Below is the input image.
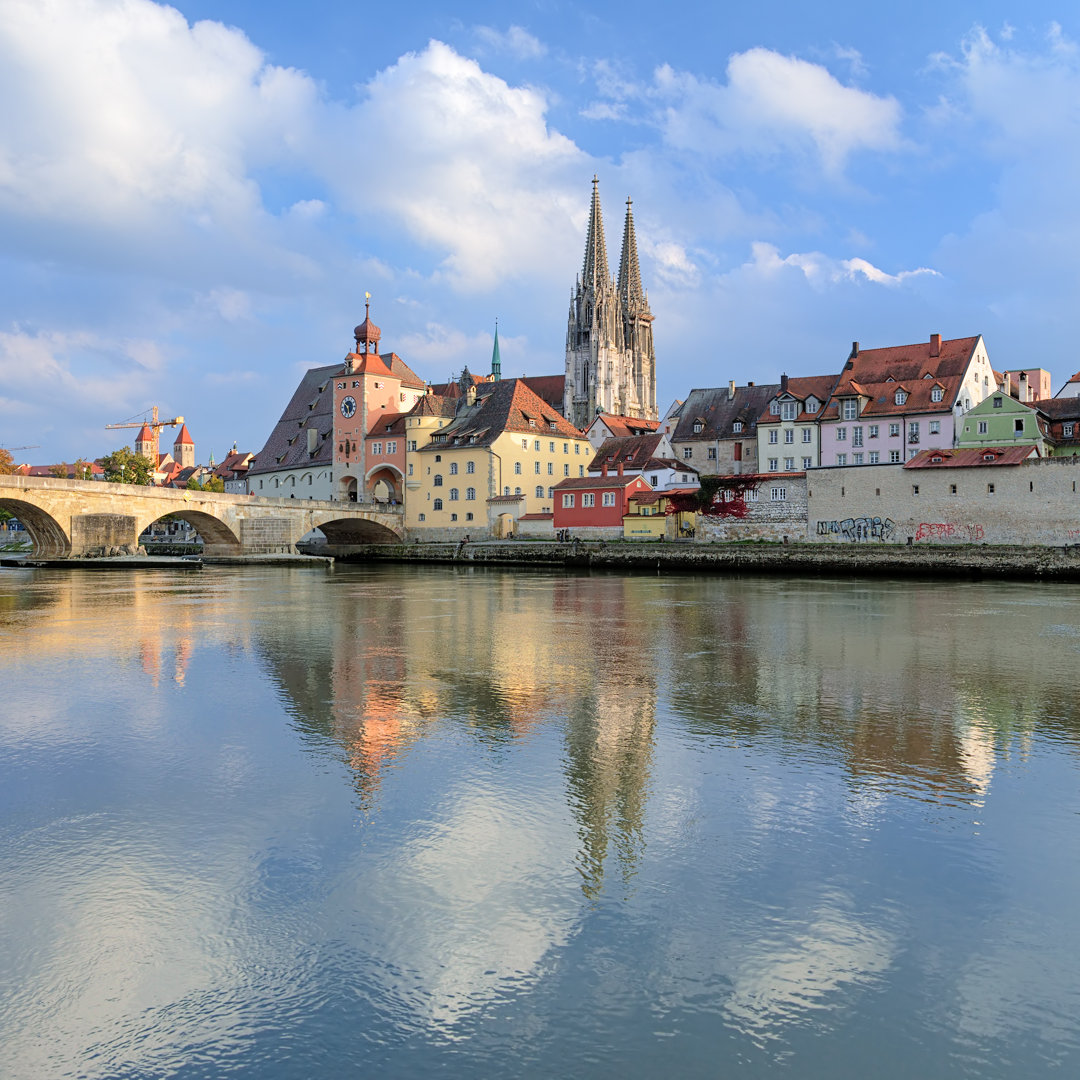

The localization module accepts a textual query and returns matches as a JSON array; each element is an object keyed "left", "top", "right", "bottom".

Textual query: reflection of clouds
[
  {"left": 334, "top": 782, "right": 580, "bottom": 1031},
  {"left": 723, "top": 891, "right": 895, "bottom": 1042}
]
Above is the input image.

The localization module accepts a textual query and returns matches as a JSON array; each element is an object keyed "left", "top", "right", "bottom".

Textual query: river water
[{"left": 2, "top": 564, "right": 1079, "bottom": 1079}]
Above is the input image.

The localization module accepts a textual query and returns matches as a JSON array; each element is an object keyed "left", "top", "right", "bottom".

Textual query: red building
[{"left": 552, "top": 467, "right": 651, "bottom": 537}]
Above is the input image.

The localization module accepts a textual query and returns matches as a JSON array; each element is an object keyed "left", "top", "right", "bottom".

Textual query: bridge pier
[{"left": 71, "top": 513, "right": 140, "bottom": 556}]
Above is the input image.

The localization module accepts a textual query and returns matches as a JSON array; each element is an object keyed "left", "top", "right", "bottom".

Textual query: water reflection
[{"left": 3, "top": 567, "right": 1080, "bottom": 1076}]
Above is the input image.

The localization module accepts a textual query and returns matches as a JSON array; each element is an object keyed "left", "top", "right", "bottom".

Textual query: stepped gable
[
  {"left": 672, "top": 384, "right": 781, "bottom": 442},
  {"left": 248, "top": 363, "right": 337, "bottom": 476},
  {"left": 589, "top": 433, "right": 665, "bottom": 471},
  {"left": 419, "top": 379, "right": 581, "bottom": 453}
]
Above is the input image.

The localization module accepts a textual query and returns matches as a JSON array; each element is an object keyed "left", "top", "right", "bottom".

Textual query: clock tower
[{"left": 333, "top": 300, "right": 401, "bottom": 501}]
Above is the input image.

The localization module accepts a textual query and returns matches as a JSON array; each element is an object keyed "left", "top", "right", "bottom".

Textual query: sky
[{"left": 3, "top": 0, "right": 1080, "bottom": 463}]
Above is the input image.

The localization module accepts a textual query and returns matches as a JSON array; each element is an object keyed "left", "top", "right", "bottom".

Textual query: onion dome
[{"left": 354, "top": 298, "right": 381, "bottom": 354}]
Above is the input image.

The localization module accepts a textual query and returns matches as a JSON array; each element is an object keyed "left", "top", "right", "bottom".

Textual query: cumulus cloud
[
  {"left": 744, "top": 242, "right": 938, "bottom": 288},
  {"left": 654, "top": 49, "right": 904, "bottom": 173}
]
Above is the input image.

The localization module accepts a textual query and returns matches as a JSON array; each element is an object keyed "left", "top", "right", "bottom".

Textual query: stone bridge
[{"left": 0, "top": 474, "right": 404, "bottom": 557}]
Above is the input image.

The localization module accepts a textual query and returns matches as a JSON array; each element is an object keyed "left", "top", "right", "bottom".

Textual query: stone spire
[
  {"left": 491, "top": 319, "right": 501, "bottom": 380},
  {"left": 581, "top": 175, "right": 610, "bottom": 289},
  {"left": 618, "top": 197, "right": 645, "bottom": 309}
]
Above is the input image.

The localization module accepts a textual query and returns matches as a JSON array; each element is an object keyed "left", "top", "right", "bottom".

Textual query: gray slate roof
[{"left": 248, "top": 363, "right": 337, "bottom": 476}]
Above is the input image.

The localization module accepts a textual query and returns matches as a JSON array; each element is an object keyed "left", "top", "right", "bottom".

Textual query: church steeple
[
  {"left": 491, "top": 319, "right": 501, "bottom": 380},
  {"left": 581, "top": 175, "right": 610, "bottom": 290},
  {"left": 618, "top": 197, "right": 646, "bottom": 310}
]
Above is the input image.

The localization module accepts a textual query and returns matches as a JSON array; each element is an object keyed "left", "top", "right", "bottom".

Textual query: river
[{"left": 2, "top": 564, "right": 1079, "bottom": 1078}]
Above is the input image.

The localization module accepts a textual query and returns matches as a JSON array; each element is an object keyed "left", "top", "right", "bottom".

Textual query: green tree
[
  {"left": 49, "top": 462, "right": 69, "bottom": 478},
  {"left": 101, "top": 447, "right": 152, "bottom": 485},
  {"left": 204, "top": 475, "right": 225, "bottom": 493},
  {"left": 0, "top": 447, "right": 15, "bottom": 475},
  {"left": 73, "top": 459, "right": 92, "bottom": 480}
]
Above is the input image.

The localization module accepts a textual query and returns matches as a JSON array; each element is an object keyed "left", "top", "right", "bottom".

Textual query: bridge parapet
[{"left": 0, "top": 474, "right": 404, "bottom": 556}]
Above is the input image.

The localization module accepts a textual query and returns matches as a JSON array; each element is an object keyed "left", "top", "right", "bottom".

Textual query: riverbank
[{"left": 322, "top": 539, "right": 1080, "bottom": 580}]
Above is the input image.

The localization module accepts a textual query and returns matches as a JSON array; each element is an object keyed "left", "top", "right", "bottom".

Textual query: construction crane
[
  {"left": 0, "top": 445, "right": 40, "bottom": 451},
  {"left": 106, "top": 406, "right": 184, "bottom": 464}
]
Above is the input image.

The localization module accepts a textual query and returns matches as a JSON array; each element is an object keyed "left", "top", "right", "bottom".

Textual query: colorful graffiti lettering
[
  {"left": 1066, "top": 529, "right": 1080, "bottom": 541},
  {"left": 914, "top": 522, "right": 985, "bottom": 542},
  {"left": 816, "top": 516, "right": 896, "bottom": 542}
]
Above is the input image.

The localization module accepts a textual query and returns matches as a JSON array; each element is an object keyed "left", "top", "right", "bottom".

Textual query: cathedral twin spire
[{"left": 564, "top": 177, "right": 657, "bottom": 428}]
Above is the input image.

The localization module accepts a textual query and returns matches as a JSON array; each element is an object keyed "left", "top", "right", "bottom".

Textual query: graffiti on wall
[
  {"left": 914, "top": 522, "right": 985, "bottom": 542},
  {"left": 816, "top": 516, "right": 896, "bottom": 542},
  {"left": 1066, "top": 528, "right": 1080, "bottom": 541}
]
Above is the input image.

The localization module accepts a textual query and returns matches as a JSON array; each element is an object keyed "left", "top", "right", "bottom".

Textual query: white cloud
[
  {"left": 474, "top": 25, "right": 547, "bottom": 60},
  {"left": 744, "top": 242, "right": 937, "bottom": 288},
  {"left": 621, "top": 49, "right": 905, "bottom": 175}
]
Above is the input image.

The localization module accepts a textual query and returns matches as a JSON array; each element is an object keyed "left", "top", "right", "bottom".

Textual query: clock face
[{"left": 340, "top": 395, "right": 357, "bottom": 418}]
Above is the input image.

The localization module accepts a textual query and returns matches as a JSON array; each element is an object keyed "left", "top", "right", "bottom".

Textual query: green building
[{"left": 956, "top": 391, "right": 1049, "bottom": 454}]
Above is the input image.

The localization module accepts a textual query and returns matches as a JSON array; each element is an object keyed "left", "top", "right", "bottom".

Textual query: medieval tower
[{"left": 564, "top": 177, "right": 657, "bottom": 429}]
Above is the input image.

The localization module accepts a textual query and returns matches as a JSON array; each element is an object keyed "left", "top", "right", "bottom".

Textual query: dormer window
[
  {"left": 983, "top": 453, "right": 995, "bottom": 461},
  {"left": 781, "top": 401, "right": 797, "bottom": 421},
  {"left": 842, "top": 400, "right": 858, "bottom": 420},
  {"left": 733, "top": 421, "right": 743, "bottom": 433},
  {"left": 931, "top": 455, "right": 944, "bottom": 463},
  {"left": 770, "top": 401, "right": 780, "bottom": 415},
  {"left": 528, "top": 418, "right": 536, "bottom": 428},
  {"left": 806, "top": 398, "right": 818, "bottom": 414},
  {"left": 693, "top": 422, "right": 703, "bottom": 433},
  {"left": 894, "top": 390, "right": 908, "bottom": 405},
  {"left": 931, "top": 387, "right": 943, "bottom": 402},
  {"left": 1065, "top": 423, "right": 1075, "bottom": 437}
]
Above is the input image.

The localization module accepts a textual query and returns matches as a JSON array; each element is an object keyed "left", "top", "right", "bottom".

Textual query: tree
[
  {"left": 101, "top": 446, "right": 152, "bottom": 485},
  {"left": 0, "top": 448, "right": 14, "bottom": 475},
  {"left": 49, "top": 462, "right": 69, "bottom": 478},
  {"left": 185, "top": 474, "right": 225, "bottom": 493},
  {"left": 73, "top": 459, "right": 92, "bottom": 481}
]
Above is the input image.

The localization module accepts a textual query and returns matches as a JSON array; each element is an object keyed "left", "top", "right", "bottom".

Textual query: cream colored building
[{"left": 407, "top": 379, "right": 591, "bottom": 538}]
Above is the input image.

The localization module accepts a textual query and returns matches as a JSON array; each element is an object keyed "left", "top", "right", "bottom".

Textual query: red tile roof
[
  {"left": 173, "top": 423, "right": 194, "bottom": 445},
  {"left": 758, "top": 373, "right": 841, "bottom": 425},
  {"left": 588, "top": 433, "right": 665, "bottom": 471},
  {"left": 592, "top": 413, "right": 661, "bottom": 438},
  {"left": 904, "top": 446, "right": 1038, "bottom": 469},
  {"left": 553, "top": 475, "right": 650, "bottom": 491}
]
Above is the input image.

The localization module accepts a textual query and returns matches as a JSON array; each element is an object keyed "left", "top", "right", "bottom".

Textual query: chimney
[
  {"left": 601, "top": 463, "right": 608, "bottom": 477},
  {"left": 930, "top": 333, "right": 941, "bottom": 357},
  {"left": 728, "top": 379, "right": 736, "bottom": 401},
  {"left": 781, "top": 373, "right": 789, "bottom": 393},
  {"left": 851, "top": 341, "right": 859, "bottom": 358},
  {"left": 617, "top": 461, "right": 624, "bottom": 476},
  {"left": 747, "top": 381, "right": 754, "bottom": 387},
  {"left": 1019, "top": 371, "right": 1029, "bottom": 402}
]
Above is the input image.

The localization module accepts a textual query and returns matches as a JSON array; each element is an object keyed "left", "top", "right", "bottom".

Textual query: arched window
[
  {"left": 433, "top": 474, "right": 443, "bottom": 486},
  {"left": 514, "top": 461, "right": 522, "bottom": 474},
  {"left": 466, "top": 487, "right": 476, "bottom": 501},
  {"left": 466, "top": 461, "right": 475, "bottom": 474},
  {"left": 515, "top": 486, "right": 522, "bottom": 495},
  {"left": 433, "top": 498, "right": 443, "bottom": 511},
  {"left": 450, "top": 462, "right": 458, "bottom": 474},
  {"left": 449, "top": 488, "right": 459, "bottom": 501},
  {"left": 536, "top": 485, "right": 544, "bottom": 497}
]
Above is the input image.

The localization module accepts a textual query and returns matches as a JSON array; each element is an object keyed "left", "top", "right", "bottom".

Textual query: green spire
[{"left": 491, "top": 319, "right": 502, "bottom": 380}]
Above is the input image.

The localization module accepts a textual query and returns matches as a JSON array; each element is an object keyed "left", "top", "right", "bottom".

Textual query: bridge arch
[
  {"left": 138, "top": 509, "right": 242, "bottom": 555},
  {"left": 310, "top": 511, "right": 403, "bottom": 545},
  {"left": 0, "top": 497, "right": 70, "bottom": 557}
]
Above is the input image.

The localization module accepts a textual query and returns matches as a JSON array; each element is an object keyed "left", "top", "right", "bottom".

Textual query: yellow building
[
  {"left": 407, "top": 379, "right": 591, "bottom": 538},
  {"left": 622, "top": 489, "right": 697, "bottom": 540}
]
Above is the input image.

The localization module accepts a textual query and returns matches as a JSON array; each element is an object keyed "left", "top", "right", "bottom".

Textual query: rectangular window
[
  {"left": 522, "top": 439, "right": 529, "bottom": 450},
  {"left": 535, "top": 461, "right": 541, "bottom": 474},
  {"left": 563, "top": 443, "right": 569, "bottom": 454},
  {"left": 708, "top": 447, "right": 717, "bottom": 459},
  {"left": 837, "top": 427, "right": 847, "bottom": 441},
  {"left": 535, "top": 439, "right": 541, "bottom": 450},
  {"left": 683, "top": 447, "right": 693, "bottom": 460},
  {"left": 564, "top": 464, "right": 570, "bottom": 476},
  {"left": 768, "top": 458, "right": 778, "bottom": 471},
  {"left": 988, "top": 483, "right": 995, "bottom": 494},
  {"left": 578, "top": 466, "right": 584, "bottom": 476},
  {"left": 562, "top": 493, "right": 575, "bottom": 507},
  {"left": 852, "top": 427, "right": 863, "bottom": 447},
  {"left": 889, "top": 450, "right": 901, "bottom": 463},
  {"left": 548, "top": 487, "right": 554, "bottom": 498},
  {"left": 733, "top": 421, "right": 743, "bottom": 433},
  {"left": 771, "top": 487, "right": 787, "bottom": 501},
  {"left": 602, "top": 492, "right": 616, "bottom": 506},
  {"left": 868, "top": 451, "right": 879, "bottom": 464},
  {"left": 408, "top": 440, "right": 417, "bottom": 452},
  {"left": 912, "top": 485, "right": 920, "bottom": 495},
  {"left": 582, "top": 492, "right": 595, "bottom": 507},
  {"left": 784, "top": 429, "right": 794, "bottom": 444},
  {"left": 929, "top": 421, "right": 940, "bottom": 435},
  {"left": 978, "top": 420, "right": 988, "bottom": 434},
  {"left": 837, "top": 453, "right": 847, "bottom": 465},
  {"left": 853, "top": 453, "right": 863, "bottom": 465},
  {"left": 784, "top": 457, "right": 795, "bottom": 471},
  {"left": 547, "top": 462, "right": 553, "bottom": 475},
  {"left": 843, "top": 400, "right": 858, "bottom": 420},
  {"left": 769, "top": 430, "right": 778, "bottom": 444},
  {"left": 993, "top": 397, "right": 1003, "bottom": 408},
  {"left": 802, "top": 456, "right": 812, "bottom": 469},
  {"left": 802, "top": 428, "right": 812, "bottom": 443},
  {"left": 1064, "top": 423, "right": 1075, "bottom": 437},
  {"left": 371, "top": 442, "right": 382, "bottom": 455},
  {"left": 781, "top": 401, "right": 797, "bottom": 421},
  {"left": 549, "top": 441, "right": 555, "bottom": 452},
  {"left": 889, "top": 423, "right": 900, "bottom": 438},
  {"left": 387, "top": 441, "right": 397, "bottom": 454},
  {"left": 868, "top": 425, "right": 879, "bottom": 439},
  {"left": 574, "top": 443, "right": 580, "bottom": 454}
]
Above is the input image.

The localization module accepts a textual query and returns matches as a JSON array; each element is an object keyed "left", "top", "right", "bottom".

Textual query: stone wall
[
  {"left": 70, "top": 513, "right": 138, "bottom": 555},
  {"left": 808, "top": 457, "right": 1080, "bottom": 546},
  {"left": 699, "top": 475, "right": 808, "bottom": 542},
  {"left": 238, "top": 516, "right": 293, "bottom": 554}
]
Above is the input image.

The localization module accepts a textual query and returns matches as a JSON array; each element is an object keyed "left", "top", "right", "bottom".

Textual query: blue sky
[{"left": 3, "top": 0, "right": 1080, "bottom": 462}]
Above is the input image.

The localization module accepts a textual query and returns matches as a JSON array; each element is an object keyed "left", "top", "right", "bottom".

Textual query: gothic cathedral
[{"left": 564, "top": 177, "right": 658, "bottom": 430}]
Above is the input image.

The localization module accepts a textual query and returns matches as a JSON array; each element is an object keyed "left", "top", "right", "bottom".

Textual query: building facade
[
  {"left": 756, "top": 373, "right": 839, "bottom": 473},
  {"left": 564, "top": 178, "right": 657, "bottom": 429}
]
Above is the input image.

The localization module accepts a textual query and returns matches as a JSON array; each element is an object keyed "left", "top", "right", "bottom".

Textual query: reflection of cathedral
[{"left": 564, "top": 178, "right": 658, "bottom": 429}]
